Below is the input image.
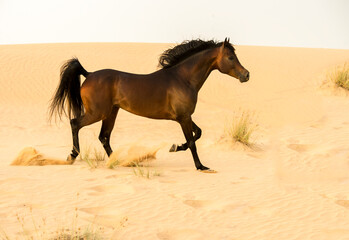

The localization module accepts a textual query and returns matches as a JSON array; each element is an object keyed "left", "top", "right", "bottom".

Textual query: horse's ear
[{"left": 224, "top": 38, "right": 230, "bottom": 46}]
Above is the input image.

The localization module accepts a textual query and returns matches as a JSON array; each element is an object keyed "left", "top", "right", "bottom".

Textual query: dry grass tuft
[
  {"left": 329, "top": 63, "right": 349, "bottom": 90},
  {"left": 1, "top": 207, "right": 105, "bottom": 240},
  {"left": 224, "top": 111, "right": 257, "bottom": 146}
]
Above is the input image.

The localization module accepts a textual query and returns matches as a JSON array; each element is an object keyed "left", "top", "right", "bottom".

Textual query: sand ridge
[{"left": 0, "top": 43, "right": 349, "bottom": 239}]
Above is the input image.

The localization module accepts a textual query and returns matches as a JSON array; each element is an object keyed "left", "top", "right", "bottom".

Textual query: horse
[{"left": 49, "top": 38, "right": 249, "bottom": 171}]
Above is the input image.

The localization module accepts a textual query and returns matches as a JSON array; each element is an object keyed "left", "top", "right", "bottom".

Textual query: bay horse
[{"left": 49, "top": 38, "right": 249, "bottom": 171}]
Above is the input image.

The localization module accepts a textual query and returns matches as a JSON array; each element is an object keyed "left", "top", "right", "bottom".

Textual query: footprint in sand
[
  {"left": 287, "top": 143, "right": 314, "bottom": 153},
  {"left": 182, "top": 199, "right": 250, "bottom": 214},
  {"left": 159, "top": 180, "right": 176, "bottom": 183},
  {"left": 85, "top": 178, "right": 98, "bottom": 182},
  {"left": 105, "top": 174, "right": 119, "bottom": 179},
  {"left": 87, "top": 184, "right": 135, "bottom": 195},
  {"left": 79, "top": 206, "right": 128, "bottom": 229},
  {"left": 183, "top": 200, "right": 212, "bottom": 209},
  {"left": 247, "top": 152, "right": 265, "bottom": 159},
  {"left": 335, "top": 200, "right": 349, "bottom": 209},
  {"left": 172, "top": 193, "right": 248, "bottom": 213},
  {"left": 157, "top": 229, "right": 207, "bottom": 240},
  {"left": 171, "top": 169, "right": 190, "bottom": 173}
]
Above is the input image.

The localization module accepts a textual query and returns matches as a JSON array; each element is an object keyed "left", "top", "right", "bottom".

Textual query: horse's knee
[
  {"left": 99, "top": 131, "right": 111, "bottom": 146},
  {"left": 98, "top": 134, "right": 107, "bottom": 145},
  {"left": 99, "top": 133, "right": 113, "bottom": 156}
]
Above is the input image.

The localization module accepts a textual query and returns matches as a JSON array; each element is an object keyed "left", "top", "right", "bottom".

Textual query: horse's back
[{"left": 80, "top": 68, "right": 177, "bottom": 119}]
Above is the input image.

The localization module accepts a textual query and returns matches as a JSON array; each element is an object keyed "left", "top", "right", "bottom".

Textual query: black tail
[{"left": 49, "top": 58, "right": 89, "bottom": 121}]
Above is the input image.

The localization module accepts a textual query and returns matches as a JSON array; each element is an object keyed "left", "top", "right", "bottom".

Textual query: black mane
[{"left": 159, "top": 39, "right": 226, "bottom": 69}]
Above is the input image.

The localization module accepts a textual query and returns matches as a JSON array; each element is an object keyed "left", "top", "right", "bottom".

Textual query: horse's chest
[{"left": 170, "top": 89, "right": 197, "bottom": 118}]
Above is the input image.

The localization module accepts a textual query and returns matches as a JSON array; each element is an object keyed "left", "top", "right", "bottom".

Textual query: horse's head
[{"left": 216, "top": 38, "right": 249, "bottom": 83}]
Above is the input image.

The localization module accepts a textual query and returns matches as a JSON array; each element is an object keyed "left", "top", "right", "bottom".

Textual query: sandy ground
[{"left": 0, "top": 42, "right": 349, "bottom": 240}]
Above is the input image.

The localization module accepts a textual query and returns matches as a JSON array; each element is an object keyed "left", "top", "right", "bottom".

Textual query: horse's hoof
[
  {"left": 169, "top": 144, "right": 178, "bottom": 152},
  {"left": 66, "top": 155, "right": 76, "bottom": 165},
  {"left": 198, "top": 169, "right": 217, "bottom": 173},
  {"left": 197, "top": 165, "right": 217, "bottom": 173},
  {"left": 197, "top": 165, "right": 209, "bottom": 170}
]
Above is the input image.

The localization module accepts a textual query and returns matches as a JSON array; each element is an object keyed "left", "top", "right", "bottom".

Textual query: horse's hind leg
[
  {"left": 99, "top": 107, "right": 119, "bottom": 156},
  {"left": 170, "top": 121, "right": 201, "bottom": 152},
  {"left": 68, "top": 113, "right": 101, "bottom": 163}
]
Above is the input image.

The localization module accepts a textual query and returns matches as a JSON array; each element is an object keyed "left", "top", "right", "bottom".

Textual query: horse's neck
[{"left": 175, "top": 48, "right": 218, "bottom": 91}]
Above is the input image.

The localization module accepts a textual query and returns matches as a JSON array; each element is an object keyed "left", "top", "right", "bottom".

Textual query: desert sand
[{"left": 0, "top": 42, "right": 349, "bottom": 239}]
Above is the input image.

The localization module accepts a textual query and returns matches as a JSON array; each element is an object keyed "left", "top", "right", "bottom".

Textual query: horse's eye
[{"left": 228, "top": 56, "right": 234, "bottom": 61}]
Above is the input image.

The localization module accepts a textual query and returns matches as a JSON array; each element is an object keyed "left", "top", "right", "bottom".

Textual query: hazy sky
[{"left": 0, "top": 0, "right": 348, "bottom": 49}]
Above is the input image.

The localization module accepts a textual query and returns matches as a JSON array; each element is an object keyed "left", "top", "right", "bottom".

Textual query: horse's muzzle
[{"left": 239, "top": 71, "right": 250, "bottom": 83}]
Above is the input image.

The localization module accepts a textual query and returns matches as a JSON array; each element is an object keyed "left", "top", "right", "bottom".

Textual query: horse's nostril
[{"left": 246, "top": 72, "right": 250, "bottom": 79}]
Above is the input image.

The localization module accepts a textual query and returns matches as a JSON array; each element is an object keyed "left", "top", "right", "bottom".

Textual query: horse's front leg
[
  {"left": 177, "top": 117, "right": 208, "bottom": 170},
  {"left": 170, "top": 121, "right": 201, "bottom": 152}
]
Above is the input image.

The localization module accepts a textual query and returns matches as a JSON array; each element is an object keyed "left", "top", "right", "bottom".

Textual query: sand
[{"left": 0, "top": 42, "right": 349, "bottom": 239}]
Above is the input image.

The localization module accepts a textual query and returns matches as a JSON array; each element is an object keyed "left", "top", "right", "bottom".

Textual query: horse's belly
[
  {"left": 116, "top": 95, "right": 176, "bottom": 120},
  {"left": 114, "top": 77, "right": 178, "bottom": 120},
  {"left": 121, "top": 104, "right": 175, "bottom": 120}
]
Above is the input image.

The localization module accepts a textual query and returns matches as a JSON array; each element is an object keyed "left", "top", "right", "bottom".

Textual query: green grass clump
[
  {"left": 132, "top": 163, "right": 161, "bottom": 179},
  {"left": 330, "top": 63, "right": 349, "bottom": 90},
  {"left": 80, "top": 147, "right": 106, "bottom": 169}
]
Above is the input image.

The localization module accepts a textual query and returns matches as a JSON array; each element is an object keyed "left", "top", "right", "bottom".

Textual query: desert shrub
[
  {"left": 224, "top": 111, "right": 256, "bottom": 146},
  {"left": 330, "top": 63, "right": 349, "bottom": 90}
]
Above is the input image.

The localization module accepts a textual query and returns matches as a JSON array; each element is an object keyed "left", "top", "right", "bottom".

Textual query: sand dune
[{"left": 0, "top": 42, "right": 349, "bottom": 239}]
